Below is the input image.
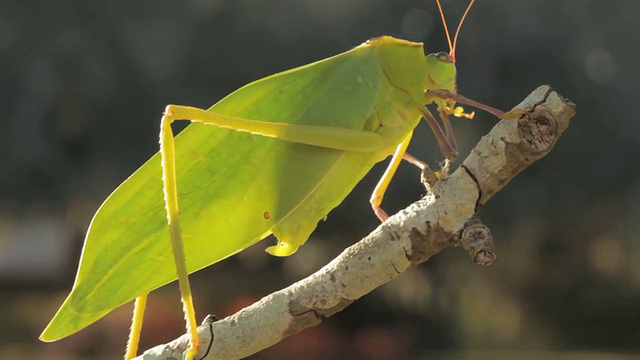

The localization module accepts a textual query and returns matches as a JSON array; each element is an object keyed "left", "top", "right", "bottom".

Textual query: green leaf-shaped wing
[{"left": 41, "top": 42, "right": 387, "bottom": 341}]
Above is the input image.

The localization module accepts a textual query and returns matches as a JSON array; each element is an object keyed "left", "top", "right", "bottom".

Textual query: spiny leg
[
  {"left": 370, "top": 132, "right": 413, "bottom": 221},
  {"left": 124, "top": 294, "right": 148, "bottom": 360},
  {"left": 165, "top": 105, "right": 387, "bottom": 153},
  {"left": 426, "top": 89, "right": 505, "bottom": 119},
  {"left": 157, "top": 108, "right": 200, "bottom": 360},
  {"left": 130, "top": 103, "right": 390, "bottom": 358}
]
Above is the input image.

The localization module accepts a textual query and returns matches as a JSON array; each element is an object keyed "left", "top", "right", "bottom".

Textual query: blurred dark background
[{"left": 2, "top": 0, "right": 640, "bottom": 359}]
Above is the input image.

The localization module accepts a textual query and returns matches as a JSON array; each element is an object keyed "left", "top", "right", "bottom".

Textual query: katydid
[{"left": 40, "top": 0, "right": 506, "bottom": 358}]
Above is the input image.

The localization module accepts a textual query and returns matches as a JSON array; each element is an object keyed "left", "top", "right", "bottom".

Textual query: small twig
[{"left": 136, "top": 85, "right": 576, "bottom": 360}]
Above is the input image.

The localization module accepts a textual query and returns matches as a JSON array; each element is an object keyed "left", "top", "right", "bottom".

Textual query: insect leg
[
  {"left": 370, "top": 132, "right": 413, "bottom": 221},
  {"left": 425, "top": 89, "right": 505, "bottom": 118},
  {"left": 419, "top": 107, "right": 457, "bottom": 162},
  {"left": 402, "top": 152, "right": 442, "bottom": 189},
  {"left": 165, "top": 105, "right": 387, "bottom": 152},
  {"left": 438, "top": 108, "right": 458, "bottom": 162},
  {"left": 402, "top": 152, "right": 429, "bottom": 171},
  {"left": 146, "top": 103, "right": 390, "bottom": 358},
  {"left": 158, "top": 109, "right": 200, "bottom": 360},
  {"left": 124, "top": 294, "right": 148, "bottom": 360}
]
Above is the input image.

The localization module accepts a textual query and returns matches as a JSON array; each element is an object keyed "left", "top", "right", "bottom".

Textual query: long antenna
[
  {"left": 450, "top": 0, "right": 476, "bottom": 63},
  {"left": 435, "top": 0, "right": 453, "bottom": 56}
]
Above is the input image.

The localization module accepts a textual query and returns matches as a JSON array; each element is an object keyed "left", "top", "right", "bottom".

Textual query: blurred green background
[{"left": 2, "top": 0, "right": 639, "bottom": 359}]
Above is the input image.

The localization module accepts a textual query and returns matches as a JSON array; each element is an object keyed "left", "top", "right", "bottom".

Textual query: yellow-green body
[{"left": 41, "top": 36, "right": 458, "bottom": 343}]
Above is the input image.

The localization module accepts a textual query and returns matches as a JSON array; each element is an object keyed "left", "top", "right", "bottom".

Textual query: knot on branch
[
  {"left": 518, "top": 108, "right": 558, "bottom": 155},
  {"left": 453, "top": 219, "right": 496, "bottom": 267},
  {"left": 514, "top": 86, "right": 575, "bottom": 158}
]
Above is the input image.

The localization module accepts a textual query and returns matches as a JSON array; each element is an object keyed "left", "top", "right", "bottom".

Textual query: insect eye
[{"left": 435, "top": 52, "right": 453, "bottom": 63}]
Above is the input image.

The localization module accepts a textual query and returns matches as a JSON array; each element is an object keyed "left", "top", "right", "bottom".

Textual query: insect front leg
[{"left": 426, "top": 89, "right": 506, "bottom": 119}]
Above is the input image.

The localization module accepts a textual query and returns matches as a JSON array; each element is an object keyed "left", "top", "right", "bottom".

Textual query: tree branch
[{"left": 135, "top": 86, "right": 576, "bottom": 360}]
